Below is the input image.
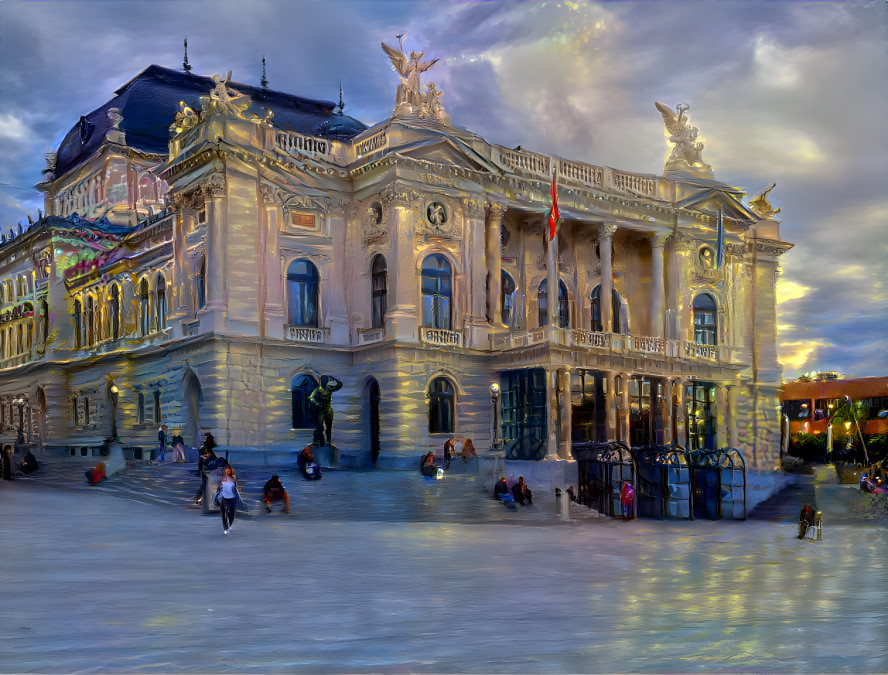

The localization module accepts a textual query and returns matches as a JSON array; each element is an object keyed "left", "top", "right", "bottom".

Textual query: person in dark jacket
[
  {"left": 420, "top": 451, "right": 439, "bottom": 478},
  {"left": 511, "top": 475, "right": 532, "bottom": 505},
  {"left": 20, "top": 449, "right": 39, "bottom": 474},
  {"left": 493, "top": 476, "right": 510, "bottom": 499}
]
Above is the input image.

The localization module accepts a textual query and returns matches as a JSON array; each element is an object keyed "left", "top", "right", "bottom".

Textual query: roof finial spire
[
  {"left": 261, "top": 56, "right": 268, "bottom": 88},
  {"left": 338, "top": 82, "right": 344, "bottom": 113},
  {"left": 183, "top": 37, "right": 192, "bottom": 73}
]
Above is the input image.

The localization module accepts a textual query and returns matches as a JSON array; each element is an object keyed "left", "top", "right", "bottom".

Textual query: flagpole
[{"left": 545, "top": 158, "right": 560, "bottom": 327}]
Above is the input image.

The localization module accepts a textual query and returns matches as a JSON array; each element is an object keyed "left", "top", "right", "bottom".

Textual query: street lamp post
[
  {"left": 489, "top": 383, "right": 500, "bottom": 451},
  {"left": 109, "top": 384, "right": 120, "bottom": 441}
]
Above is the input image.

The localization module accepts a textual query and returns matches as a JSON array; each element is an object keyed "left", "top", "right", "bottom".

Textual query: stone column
[
  {"left": 204, "top": 179, "right": 227, "bottom": 332},
  {"left": 382, "top": 183, "right": 418, "bottom": 341},
  {"left": 557, "top": 367, "right": 572, "bottom": 459},
  {"left": 546, "top": 368, "right": 559, "bottom": 460},
  {"left": 663, "top": 378, "right": 674, "bottom": 445},
  {"left": 465, "top": 198, "right": 489, "bottom": 348},
  {"left": 327, "top": 209, "right": 350, "bottom": 345},
  {"left": 176, "top": 208, "right": 195, "bottom": 317},
  {"left": 262, "top": 201, "right": 284, "bottom": 339},
  {"left": 672, "top": 379, "right": 686, "bottom": 448},
  {"left": 600, "top": 223, "right": 617, "bottom": 333},
  {"left": 651, "top": 233, "right": 668, "bottom": 338},
  {"left": 727, "top": 384, "right": 739, "bottom": 449},
  {"left": 716, "top": 385, "right": 728, "bottom": 449},
  {"left": 606, "top": 371, "right": 618, "bottom": 440},
  {"left": 618, "top": 373, "right": 631, "bottom": 446},
  {"left": 485, "top": 202, "right": 505, "bottom": 327}
]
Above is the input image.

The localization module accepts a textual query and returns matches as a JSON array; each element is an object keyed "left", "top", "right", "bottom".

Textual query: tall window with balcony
[
  {"left": 73, "top": 298, "right": 82, "bottom": 348},
  {"left": 590, "top": 285, "right": 624, "bottom": 333},
  {"left": 86, "top": 296, "right": 95, "bottom": 346},
  {"left": 537, "top": 279, "right": 569, "bottom": 328},
  {"left": 291, "top": 374, "right": 318, "bottom": 428},
  {"left": 287, "top": 259, "right": 319, "bottom": 327},
  {"left": 629, "top": 376, "right": 664, "bottom": 446},
  {"left": 428, "top": 376, "right": 455, "bottom": 433},
  {"left": 139, "top": 278, "right": 150, "bottom": 336},
  {"left": 196, "top": 257, "right": 207, "bottom": 310},
  {"left": 501, "top": 271, "right": 516, "bottom": 327},
  {"left": 421, "top": 254, "right": 452, "bottom": 330},
  {"left": 109, "top": 284, "right": 120, "bottom": 340},
  {"left": 371, "top": 254, "right": 387, "bottom": 329},
  {"left": 155, "top": 274, "right": 167, "bottom": 331},
  {"left": 693, "top": 293, "right": 717, "bottom": 345}
]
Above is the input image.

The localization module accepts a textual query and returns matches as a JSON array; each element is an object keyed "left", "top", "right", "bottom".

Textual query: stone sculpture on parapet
[
  {"left": 381, "top": 35, "right": 448, "bottom": 122},
  {"left": 655, "top": 101, "right": 712, "bottom": 177}
]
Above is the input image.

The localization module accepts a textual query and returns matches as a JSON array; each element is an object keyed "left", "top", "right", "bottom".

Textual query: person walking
[
  {"left": 214, "top": 465, "right": 245, "bottom": 535},
  {"left": 156, "top": 424, "right": 169, "bottom": 462}
]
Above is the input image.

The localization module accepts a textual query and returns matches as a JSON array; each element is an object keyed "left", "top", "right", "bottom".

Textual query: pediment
[
  {"left": 676, "top": 186, "right": 758, "bottom": 222},
  {"left": 394, "top": 136, "right": 500, "bottom": 174}
]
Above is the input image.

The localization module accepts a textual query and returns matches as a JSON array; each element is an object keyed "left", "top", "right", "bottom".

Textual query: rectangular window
[
  {"left": 137, "top": 393, "right": 145, "bottom": 424},
  {"left": 84, "top": 397, "right": 90, "bottom": 426},
  {"left": 291, "top": 212, "right": 316, "bottom": 229},
  {"left": 153, "top": 390, "right": 162, "bottom": 424},
  {"left": 198, "top": 209, "right": 207, "bottom": 224}
]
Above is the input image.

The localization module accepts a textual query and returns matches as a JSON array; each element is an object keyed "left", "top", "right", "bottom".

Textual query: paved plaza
[{"left": 1, "top": 458, "right": 886, "bottom": 674}]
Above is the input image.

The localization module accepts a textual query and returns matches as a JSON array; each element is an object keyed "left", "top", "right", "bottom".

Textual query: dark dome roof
[{"left": 54, "top": 64, "right": 368, "bottom": 179}]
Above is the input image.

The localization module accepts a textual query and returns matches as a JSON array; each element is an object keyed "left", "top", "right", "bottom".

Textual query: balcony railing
[
  {"left": 683, "top": 341, "right": 719, "bottom": 361},
  {"left": 572, "top": 329, "right": 611, "bottom": 349},
  {"left": 420, "top": 327, "right": 463, "bottom": 347},
  {"left": 357, "top": 327, "right": 385, "bottom": 345},
  {"left": 286, "top": 326, "right": 328, "bottom": 344}
]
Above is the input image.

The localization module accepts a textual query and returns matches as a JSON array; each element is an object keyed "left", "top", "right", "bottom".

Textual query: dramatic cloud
[{"left": 0, "top": 0, "right": 885, "bottom": 378}]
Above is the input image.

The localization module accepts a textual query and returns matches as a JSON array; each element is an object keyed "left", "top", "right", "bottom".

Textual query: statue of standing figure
[{"left": 309, "top": 375, "right": 343, "bottom": 446}]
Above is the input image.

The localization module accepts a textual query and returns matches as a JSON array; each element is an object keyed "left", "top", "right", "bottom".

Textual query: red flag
[{"left": 548, "top": 167, "right": 559, "bottom": 241}]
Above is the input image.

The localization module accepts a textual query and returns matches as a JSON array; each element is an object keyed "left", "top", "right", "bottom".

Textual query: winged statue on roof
[
  {"left": 655, "top": 101, "right": 711, "bottom": 175},
  {"left": 381, "top": 35, "right": 446, "bottom": 120}
]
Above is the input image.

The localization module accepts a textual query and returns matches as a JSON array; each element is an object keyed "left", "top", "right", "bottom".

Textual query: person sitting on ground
[
  {"left": 420, "top": 451, "right": 440, "bottom": 478},
  {"left": 19, "top": 449, "right": 39, "bottom": 475},
  {"left": 493, "top": 476, "right": 510, "bottom": 500},
  {"left": 512, "top": 475, "right": 533, "bottom": 505},
  {"left": 1, "top": 444, "right": 12, "bottom": 481},
  {"left": 170, "top": 434, "right": 187, "bottom": 463},
  {"left": 85, "top": 462, "right": 107, "bottom": 485},
  {"left": 457, "top": 438, "right": 478, "bottom": 462},
  {"left": 262, "top": 474, "right": 290, "bottom": 513},
  {"left": 298, "top": 445, "right": 322, "bottom": 480}
]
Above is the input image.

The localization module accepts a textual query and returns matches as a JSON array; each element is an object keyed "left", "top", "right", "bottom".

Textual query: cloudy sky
[{"left": 0, "top": 0, "right": 885, "bottom": 379}]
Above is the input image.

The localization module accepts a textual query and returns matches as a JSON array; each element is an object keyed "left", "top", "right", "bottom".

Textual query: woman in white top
[{"left": 215, "top": 466, "right": 245, "bottom": 534}]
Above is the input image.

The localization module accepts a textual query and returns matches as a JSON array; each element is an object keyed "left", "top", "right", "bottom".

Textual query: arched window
[
  {"left": 590, "top": 285, "right": 623, "bottom": 333},
  {"left": 428, "top": 376, "right": 455, "bottom": 434},
  {"left": 196, "top": 257, "right": 207, "bottom": 310},
  {"left": 501, "top": 271, "right": 516, "bottom": 327},
  {"left": 139, "top": 278, "right": 150, "bottom": 336},
  {"left": 371, "top": 254, "right": 387, "bottom": 330},
  {"left": 86, "top": 296, "right": 95, "bottom": 345},
  {"left": 155, "top": 274, "right": 167, "bottom": 330},
  {"left": 73, "top": 298, "right": 82, "bottom": 349},
  {"left": 291, "top": 374, "right": 318, "bottom": 428},
  {"left": 693, "top": 293, "right": 717, "bottom": 345},
  {"left": 287, "top": 259, "right": 319, "bottom": 327},
  {"left": 538, "top": 279, "right": 569, "bottom": 328},
  {"left": 41, "top": 299, "right": 49, "bottom": 344},
  {"left": 421, "top": 254, "right": 452, "bottom": 329},
  {"left": 109, "top": 284, "right": 120, "bottom": 340}
]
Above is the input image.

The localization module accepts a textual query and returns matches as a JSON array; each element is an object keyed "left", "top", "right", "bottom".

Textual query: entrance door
[
  {"left": 182, "top": 370, "right": 202, "bottom": 448},
  {"left": 368, "top": 379, "right": 380, "bottom": 463},
  {"left": 501, "top": 368, "right": 547, "bottom": 461},
  {"left": 692, "top": 467, "right": 720, "bottom": 520}
]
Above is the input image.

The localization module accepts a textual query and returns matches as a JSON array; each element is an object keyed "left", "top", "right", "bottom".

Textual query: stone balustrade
[
  {"left": 286, "top": 326, "right": 328, "bottom": 344},
  {"left": 420, "top": 327, "right": 462, "bottom": 347}
]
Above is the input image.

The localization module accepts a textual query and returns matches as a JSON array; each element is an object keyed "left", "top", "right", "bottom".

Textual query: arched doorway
[
  {"left": 366, "top": 378, "right": 381, "bottom": 463},
  {"left": 182, "top": 369, "right": 203, "bottom": 447}
]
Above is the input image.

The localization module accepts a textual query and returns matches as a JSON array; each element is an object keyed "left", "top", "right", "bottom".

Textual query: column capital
[
  {"left": 652, "top": 232, "right": 670, "bottom": 249},
  {"left": 600, "top": 222, "right": 618, "bottom": 239},
  {"left": 486, "top": 202, "right": 507, "bottom": 220}
]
